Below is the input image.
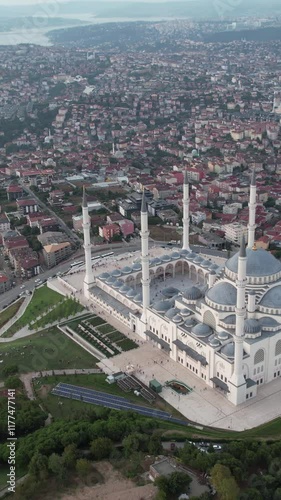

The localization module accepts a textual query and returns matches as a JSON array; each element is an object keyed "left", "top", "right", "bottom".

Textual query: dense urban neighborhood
[{"left": 0, "top": 10, "right": 281, "bottom": 500}]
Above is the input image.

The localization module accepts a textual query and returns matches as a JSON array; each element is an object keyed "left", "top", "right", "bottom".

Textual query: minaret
[
  {"left": 247, "top": 169, "right": 256, "bottom": 248},
  {"left": 82, "top": 186, "right": 94, "bottom": 297},
  {"left": 182, "top": 170, "right": 190, "bottom": 251},
  {"left": 140, "top": 191, "right": 150, "bottom": 323},
  {"left": 228, "top": 236, "right": 247, "bottom": 405}
]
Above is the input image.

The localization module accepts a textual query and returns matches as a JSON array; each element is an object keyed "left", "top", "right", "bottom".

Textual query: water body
[{"left": 0, "top": 16, "right": 184, "bottom": 46}]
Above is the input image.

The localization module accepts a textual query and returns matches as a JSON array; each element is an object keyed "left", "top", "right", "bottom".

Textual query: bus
[
  {"left": 92, "top": 255, "right": 101, "bottom": 261},
  {"left": 101, "top": 252, "right": 114, "bottom": 258},
  {"left": 70, "top": 260, "right": 83, "bottom": 268}
]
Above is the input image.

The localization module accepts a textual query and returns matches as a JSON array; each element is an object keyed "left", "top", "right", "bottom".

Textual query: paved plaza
[{"left": 98, "top": 343, "right": 281, "bottom": 432}]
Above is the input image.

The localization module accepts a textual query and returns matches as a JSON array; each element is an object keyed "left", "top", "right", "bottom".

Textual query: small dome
[
  {"left": 112, "top": 279, "right": 124, "bottom": 289},
  {"left": 119, "top": 285, "right": 130, "bottom": 293},
  {"left": 150, "top": 257, "right": 161, "bottom": 267},
  {"left": 186, "top": 252, "right": 197, "bottom": 260},
  {"left": 161, "top": 254, "right": 172, "bottom": 263},
  {"left": 134, "top": 293, "right": 142, "bottom": 304},
  {"left": 184, "top": 318, "right": 196, "bottom": 327},
  {"left": 172, "top": 314, "right": 184, "bottom": 324},
  {"left": 244, "top": 318, "right": 261, "bottom": 334},
  {"left": 201, "top": 259, "right": 211, "bottom": 267},
  {"left": 165, "top": 307, "right": 179, "bottom": 319},
  {"left": 99, "top": 272, "right": 110, "bottom": 280},
  {"left": 226, "top": 248, "right": 281, "bottom": 277},
  {"left": 111, "top": 269, "right": 122, "bottom": 278},
  {"left": 221, "top": 342, "right": 235, "bottom": 358},
  {"left": 153, "top": 299, "right": 174, "bottom": 314},
  {"left": 180, "top": 308, "right": 191, "bottom": 318},
  {"left": 259, "top": 316, "right": 279, "bottom": 327},
  {"left": 162, "top": 286, "right": 179, "bottom": 299},
  {"left": 194, "top": 255, "right": 203, "bottom": 264},
  {"left": 171, "top": 251, "right": 180, "bottom": 260},
  {"left": 126, "top": 288, "right": 136, "bottom": 298},
  {"left": 260, "top": 286, "right": 281, "bottom": 309},
  {"left": 184, "top": 286, "right": 202, "bottom": 300},
  {"left": 206, "top": 282, "right": 237, "bottom": 306},
  {"left": 180, "top": 249, "right": 190, "bottom": 256},
  {"left": 132, "top": 262, "right": 142, "bottom": 271},
  {"left": 105, "top": 276, "right": 116, "bottom": 285},
  {"left": 191, "top": 323, "right": 212, "bottom": 337},
  {"left": 209, "top": 263, "right": 218, "bottom": 270},
  {"left": 223, "top": 315, "right": 236, "bottom": 325},
  {"left": 122, "top": 266, "right": 133, "bottom": 274},
  {"left": 217, "top": 331, "right": 229, "bottom": 341},
  {"left": 209, "top": 335, "right": 221, "bottom": 348}
]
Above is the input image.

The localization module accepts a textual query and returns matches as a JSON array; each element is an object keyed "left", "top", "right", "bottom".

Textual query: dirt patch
[
  {"left": 37, "top": 384, "right": 53, "bottom": 398},
  {"left": 60, "top": 461, "right": 156, "bottom": 500}
]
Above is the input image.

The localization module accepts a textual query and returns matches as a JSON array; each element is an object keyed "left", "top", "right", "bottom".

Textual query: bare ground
[{"left": 60, "top": 462, "right": 156, "bottom": 500}]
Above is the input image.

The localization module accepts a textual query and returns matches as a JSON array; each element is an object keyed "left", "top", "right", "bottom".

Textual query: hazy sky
[{"left": 0, "top": 0, "right": 168, "bottom": 5}]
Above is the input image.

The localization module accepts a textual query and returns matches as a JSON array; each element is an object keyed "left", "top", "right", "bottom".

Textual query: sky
[{"left": 0, "top": 0, "right": 170, "bottom": 4}]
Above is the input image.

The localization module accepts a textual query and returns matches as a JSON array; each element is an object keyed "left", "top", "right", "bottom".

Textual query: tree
[
  {"left": 76, "top": 458, "right": 92, "bottom": 480},
  {"left": 2, "top": 364, "right": 18, "bottom": 377},
  {"left": 62, "top": 444, "right": 77, "bottom": 469},
  {"left": 90, "top": 437, "right": 113, "bottom": 460},
  {"left": 4, "top": 376, "right": 22, "bottom": 389},
  {"left": 155, "top": 471, "right": 192, "bottom": 496},
  {"left": 48, "top": 453, "right": 66, "bottom": 481},
  {"left": 210, "top": 464, "right": 240, "bottom": 500},
  {"left": 28, "top": 452, "right": 49, "bottom": 480},
  {"left": 148, "top": 434, "right": 163, "bottom": 455}
]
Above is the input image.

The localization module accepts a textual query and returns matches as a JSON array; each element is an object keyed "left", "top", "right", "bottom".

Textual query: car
[
  {"left": 20, "top": 285, "right": 25, "bottom": 289},
  {"left": 34, "top": 278, "right": 40, "bottom": 283}
]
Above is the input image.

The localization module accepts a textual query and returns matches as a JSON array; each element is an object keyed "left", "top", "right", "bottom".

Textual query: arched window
[
  {"left": 275, "top": 340, "right": 281, "bottom": 357},
  {"left": 203, "top": 310, "right": 216, "bottom": 329},
  {"left": 254, "top": 349, "right": 264, "bottom": 365}
]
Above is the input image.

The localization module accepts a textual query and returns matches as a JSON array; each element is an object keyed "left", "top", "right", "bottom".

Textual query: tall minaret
[
  {"left": 140, "top": 191, "right": 150, "bottom": 323},
  {"left": 82, "top": 186, "right": 93, "bottom": 297},
  {"left": 182, "top": 170, "right": 190, "bottom": 251},
  {"left": 228, "top": 236, "right": 247, "bottom": 405},
  {"left": 247, "top": 169, "right": 256, "bottom": 249}
]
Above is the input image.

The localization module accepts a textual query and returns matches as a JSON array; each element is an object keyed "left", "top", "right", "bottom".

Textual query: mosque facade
[{"left": 82, "top": 171, "right": 281, "bottom": 406}]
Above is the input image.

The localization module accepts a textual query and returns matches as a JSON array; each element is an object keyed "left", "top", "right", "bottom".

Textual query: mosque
[{"left": 81, "top": 171, "right": 281, "bottom": 406}]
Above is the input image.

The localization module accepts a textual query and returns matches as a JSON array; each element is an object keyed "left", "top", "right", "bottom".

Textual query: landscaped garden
[
  {"left": 30, "top": 297, "right": 85, "bottom": 330},
  {"left": 65, "top": 315, "right": 138, "bottom": 358},
  {"left": 0, "top": 328, "right": 98, "bottom": 377},
  {"left": 0, "top": 298, "right": 24, "bottom": 329},
  {"left": 3, "top": 286, "right": 64, "bottom": 337}
]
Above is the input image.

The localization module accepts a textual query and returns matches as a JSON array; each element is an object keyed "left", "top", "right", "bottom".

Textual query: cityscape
[{"left": 0, "top": 2, "right": 281, "bottom": 499}]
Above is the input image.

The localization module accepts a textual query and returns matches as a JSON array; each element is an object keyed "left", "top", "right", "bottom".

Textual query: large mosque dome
[
  {"left": 206, "top": 282, "right": 237, "bottom": 306},
  {"left": 225, "top": 248, "right": 281, "bottom": 278}
]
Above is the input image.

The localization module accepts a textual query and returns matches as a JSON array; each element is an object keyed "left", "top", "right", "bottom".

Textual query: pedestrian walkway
[{"left": 0, "top": 293, "right": 33, "bottom": 338}]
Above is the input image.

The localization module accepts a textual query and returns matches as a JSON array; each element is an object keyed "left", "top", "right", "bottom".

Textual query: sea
[{"left": 0, "top": 15, "right": 181, "bottom": 46}]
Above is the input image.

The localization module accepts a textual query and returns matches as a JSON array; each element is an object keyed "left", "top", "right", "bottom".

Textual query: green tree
[
  {"left": 155, "top": 471, "right": 192, "bottom": 496},
  {"left": 2, "top": 364, "right": 18, "bottom": 377},
  {"left": 62, "top": 444, "right": 77, "bottom": 469},
  {"left": 28, "top": 452, "right": 49, "bottom": 480},
  {"left": 90, "top": 437, "right": 113, "bottom": 460},
  {"left": 76, "top": 458, "right": 92, "bottom": 480},
  {"left": 4, "top": 376, "right": 22, "bottom": 389},
  {"left": 48, "top": 453, "right": 66, "bottom": 481},
  {"left": 210, "top": 464, "right": 240, "bottom": 500}
]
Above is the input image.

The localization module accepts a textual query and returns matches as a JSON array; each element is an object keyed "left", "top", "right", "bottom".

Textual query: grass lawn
[
  {"left": 3, "top": 286, "right": 64, "bottom": 337},
  {"left": 31, "top": 299, "right": 85, "bottom": 330},
  {"left": 0, "top": 298, "right": 24, "bottom": 329},
  {"left": 87, "top": 316, "right": 106, "bottom": 327},
  {"left": 97, "top": 323, "right": 116, "bottom": 334},
  {"left": 106, "top": 330, "right": 124, "bottom": 342},
  {"left": 0, "top": 328, "right": 97, "bottom": 377}
]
